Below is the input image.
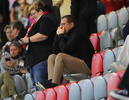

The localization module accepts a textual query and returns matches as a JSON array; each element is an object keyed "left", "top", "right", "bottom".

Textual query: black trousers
[
  {"left": 118, "top": 64, "right": 129, "bottom": 91},
  {"left": 77, "top": 15, "right": 96, "bottom": 38}
]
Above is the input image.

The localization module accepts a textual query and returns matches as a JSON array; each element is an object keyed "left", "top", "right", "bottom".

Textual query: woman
[{"left": 19, "top": 1, "right": 58, "bottom": 91}]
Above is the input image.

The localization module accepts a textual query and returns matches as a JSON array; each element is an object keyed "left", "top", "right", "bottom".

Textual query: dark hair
[
  {"left": 12, "top": 20, "right": 24, "bottom": 31},
  {"left": 61, "top": 15, "right": 77, "bottom": 26}
]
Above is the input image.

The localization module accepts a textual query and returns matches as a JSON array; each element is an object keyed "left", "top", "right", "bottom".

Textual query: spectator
[
  {"left": 92, "top": 0, "right": 106, "bottom": 33},
  {"left": 0, "top": 0, "right": 10, "bottom": 50},
  {"left": 71, "top": 0, "right": 97, "bottom": 37},
  {"left": 0, "top": 41, "right": 28, "bottom": 99},
  {"left": 19, "top": 1, "right": 58, "bottom": 91},
  {"left": 52, "top": 0, "right": 71, "bottom": 18},
  {"left": 0, "top": 41, "right": 28, "bottom": 75},
  {"left": 10, "top": 0, "right": 21, "bottom": 22},
  {"left": 36, "top": 15, "right": 95, "bottom": 90},
  {"left": 123, "top": 20, "right": 129, "bottom": 41},
  {"left": 2, "top": 25, "right": 15, "bottom": 54},
  {"left": 110, "top": 64, "right": 129, "bottom": 100},
  {"left": 11, "top": 20, "right": 26, "bottom": 41},
  {"left": 20, "top": 2, "right": 30, "bottom": 29}
]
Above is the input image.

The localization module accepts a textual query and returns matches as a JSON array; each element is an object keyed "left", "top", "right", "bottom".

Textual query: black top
[
  {"left": 53, "top": 27, "right": 95, "bottom": 69},
  {"left": 71, "top": 0, "right": 97, "bottom": 18},
  {"left": 24, "top": 13, "right": 58, "bottom": 67}
]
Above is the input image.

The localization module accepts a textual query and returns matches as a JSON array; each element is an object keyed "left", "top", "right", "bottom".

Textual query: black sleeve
[
  {"left": 53, "top": 34, "right": 61, "bottom": 54},
  {"left": 123, "top": 20, "right": 129, "bottom": 41},
  {"left": 58, "top": 30, "right": 82, "bottom": 54},
  {"left": 71, "top": 0, "right": 80, "bottom": 18},
  {"left": 39, "top": 18, "right": 56, "bottom": 37}
]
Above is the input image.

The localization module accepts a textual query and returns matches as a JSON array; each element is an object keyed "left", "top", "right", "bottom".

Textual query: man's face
[
  {"left": 10, "top": 45, "right": 21, "bottom": 59},
  {"left": 60, "top": 18, "right": 72, "bottom": 34},
  {"left": 6, "top": 28, "right": 14, "bottom": 42}
]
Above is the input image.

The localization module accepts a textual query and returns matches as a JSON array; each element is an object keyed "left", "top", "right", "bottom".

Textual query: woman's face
[
  {"left": 30, "top": 9, "right": 43, "bottom": 21},
  {"left": 6, "top": 28, "right": 14, "bottom": 42}
]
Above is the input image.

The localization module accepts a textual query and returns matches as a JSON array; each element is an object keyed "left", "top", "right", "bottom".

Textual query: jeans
[{"left": 30, "top": 60, "right": 48, "bottom": 91}]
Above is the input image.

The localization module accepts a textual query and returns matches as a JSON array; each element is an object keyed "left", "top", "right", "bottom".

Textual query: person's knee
[
  {"left": 2, "top": 71, "right": 10, "bottom": 77},
  {"left": 48, "top": 54, "right": 56, "bottom": 62},
  {"left": 1, "top": 84, "right": 7, "bottom": 92}
]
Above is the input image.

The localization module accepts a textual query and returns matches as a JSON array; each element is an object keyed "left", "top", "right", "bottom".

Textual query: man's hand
[
  {"left": 20, "top": 37, "right": 29, "bottom": 44},
  {"left": 7, "top": 61, "right": 15, "bottom": 68},
  {"left": 56, "top": 26, "right": 65, "bottom": 35}
]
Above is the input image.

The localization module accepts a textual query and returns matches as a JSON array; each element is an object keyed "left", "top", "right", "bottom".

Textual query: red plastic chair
[
  {"left": 45, "top": 88, "right": 57, "bottom": 100},
  {"left": 89, "top": 33, "right": 100, "bottom": 53},
  {"left": 107, "top": 71, "right": 123, "bottom": 100},
  {"left": 35, "top": 91, "right": 46, "bottom": 100},
  {"left": 91, "top": 53, "right": 103, "bottom": 77}
]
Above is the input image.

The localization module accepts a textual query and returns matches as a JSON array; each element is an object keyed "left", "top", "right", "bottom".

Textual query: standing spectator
[
  {"left": 10, "top": 0, "right": 21, "bottom": 22},
  {"left": 20, "top": 1, "right": 58, "bottom": 91},
  {"left": 52, "top": 0, "right": 71, "bottom": 18},
  {"left": 36, "top": 15, "right": 95, "bottom": 90},
  {"left": 0, "top": 0, "right": 10, "bottom": 50},
  {"left": 71, "top": 0, "right": 97, "bottom": 37},
  {"left": 92, "top": 0, "right": 106, "bottom": 33}
]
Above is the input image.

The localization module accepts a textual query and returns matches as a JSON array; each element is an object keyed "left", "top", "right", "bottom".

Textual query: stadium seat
[
  {"left": 69, "top": 83, "right": 81, "bottom": 100},
  {"left": 3, "top": 97, "right": 13, "bottom": 100},
  {"left": 89, "top": 33, "right": 100, "bottom": 52},
  {"left": 24, "top": 94, "right": 34, "bottom": 100},
  {"left": 107, "top": 70, "right": 125, "bottom": 100},
  {"left": 103, "top": 49, "right": 115, "bottom": 75},
  {"left": 45, "top": 88, "right": 57, "bottom": 100},
  {"left": 100, "top": 30, "right": 114, "bottom": 51},
  {"left": 97, "top": 15, "right": 108, "bottom": 32},
  {"left": 13, "top": 75, "right": 27, "bottom": 98},
  {"left": 32, "top": 91, "right": 37, "bottom": 99},
  {"left": 35, "top": 91, "right": 46, "bottom": 100},
  {"left": 91, "top": 53, "right": 103, "bottom": 77}
]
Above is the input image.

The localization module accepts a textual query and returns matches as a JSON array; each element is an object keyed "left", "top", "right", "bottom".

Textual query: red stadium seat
[
  {"left": 91, "top": 53, "right": 103, "bottom": 77},
  {"left": 89, "top": 33, "right": 100, "bottom": 52},
  {"left": 45, "top": 88, "right": 57, "bottom": 100},
  {"left": 35, "top": 91, "right": 45, "bottom": 100}
]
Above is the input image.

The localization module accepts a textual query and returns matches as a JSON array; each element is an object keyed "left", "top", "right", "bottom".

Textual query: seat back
[
  {"left": 97, "top": 15, "right": 108, "bottom": 32},
  {"left": 89, "top": 33, "right": 100, "bottom": 52},
  {"left": 57, "top": 85, "right": 68, "bottom": 100},
  {"left": 100, "top": 31, "right": 114, "bottom": 51},
  {"left": 35, "top": 91, "right": 45, "bottom": 100},
  {"left": 107, "top": 73, "right": 121, "bottom": 100},
  {"left": 24, "top": 94, "right": 34, "bottom": 100},
  {"left": 46, "top": 88, "right": 57, "bottom": 100},
  {"left": 103, "top": 50, "right": 115, "bottom": 75},
  {"left": 32, "top": 91, "right": 37, "bottom": 99},
  {"left": 91, "top": 53, "right": 103, "bottom": 77},
  {"left": 13, "top": 75, "right": 27, "bottom": 98},
  {"left": 3, "top": 97, "right": 13, "bottom": 100},
  {"left": 69, "top": 83, "right": 81, "bottom": 100}
]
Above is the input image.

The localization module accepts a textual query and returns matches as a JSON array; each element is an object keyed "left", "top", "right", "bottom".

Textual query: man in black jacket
[
  {"left": 71, "top": 0, "right": 97, "bottom": 37},
  {"left": 36, "top": 15, "right": 95, "bottom": 90}
]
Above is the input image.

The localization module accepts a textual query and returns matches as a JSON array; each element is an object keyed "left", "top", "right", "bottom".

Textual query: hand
[
  {"left": 7, "top": 61, "right": 15, "bottom": 68},
  {"left": 2, "top": 45, "right": 6, "bottom": 52},
  {"left": 22, "top": 70, "right": 28, "bottom": 74},
  {"left": 20, "top": 37, "right": 29, "bottom": 44},
  {"left": 18, "top": 39, "right": 24, "bottom": 45},
  {"left": 56, "top": 26, "right": 65, "bottom": 35}
]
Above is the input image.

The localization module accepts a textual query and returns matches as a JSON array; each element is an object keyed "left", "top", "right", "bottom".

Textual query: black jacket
[{"left": 53, "top": 27, "right": 95, "bottom": 69}]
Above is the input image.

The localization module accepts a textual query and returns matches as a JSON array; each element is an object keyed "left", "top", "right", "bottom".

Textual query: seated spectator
[
  {"left": 1, "top": 25, "right": 15, "bottom": 54},
  {"left": 0, "top": 41, "right": 27, "bottom": 99},
  {"left": 110, "top": 64, "right": 129, "bottom": 100},
  {"left": 11, "top": 20, "right": 27, "bottom": 41},
  {"left": 36, "top": 15, "right": 95, "bottom": 90},
  {"left": 0, "top": 41, "right": 28, "bottom": 75}
]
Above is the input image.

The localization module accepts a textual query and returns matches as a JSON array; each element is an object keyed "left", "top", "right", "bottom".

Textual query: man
[
  {"left": 11, "top": 20, "right": 26, "bottom": 41},
  {"left": 36, "top": 15, "right": 95, "bottom": 89},
  {"left": 71, "top": 0, "right": 97, "bottom": 37},
  {"left": 0, "top": 41, "right": 27, "bottom": 99}
]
